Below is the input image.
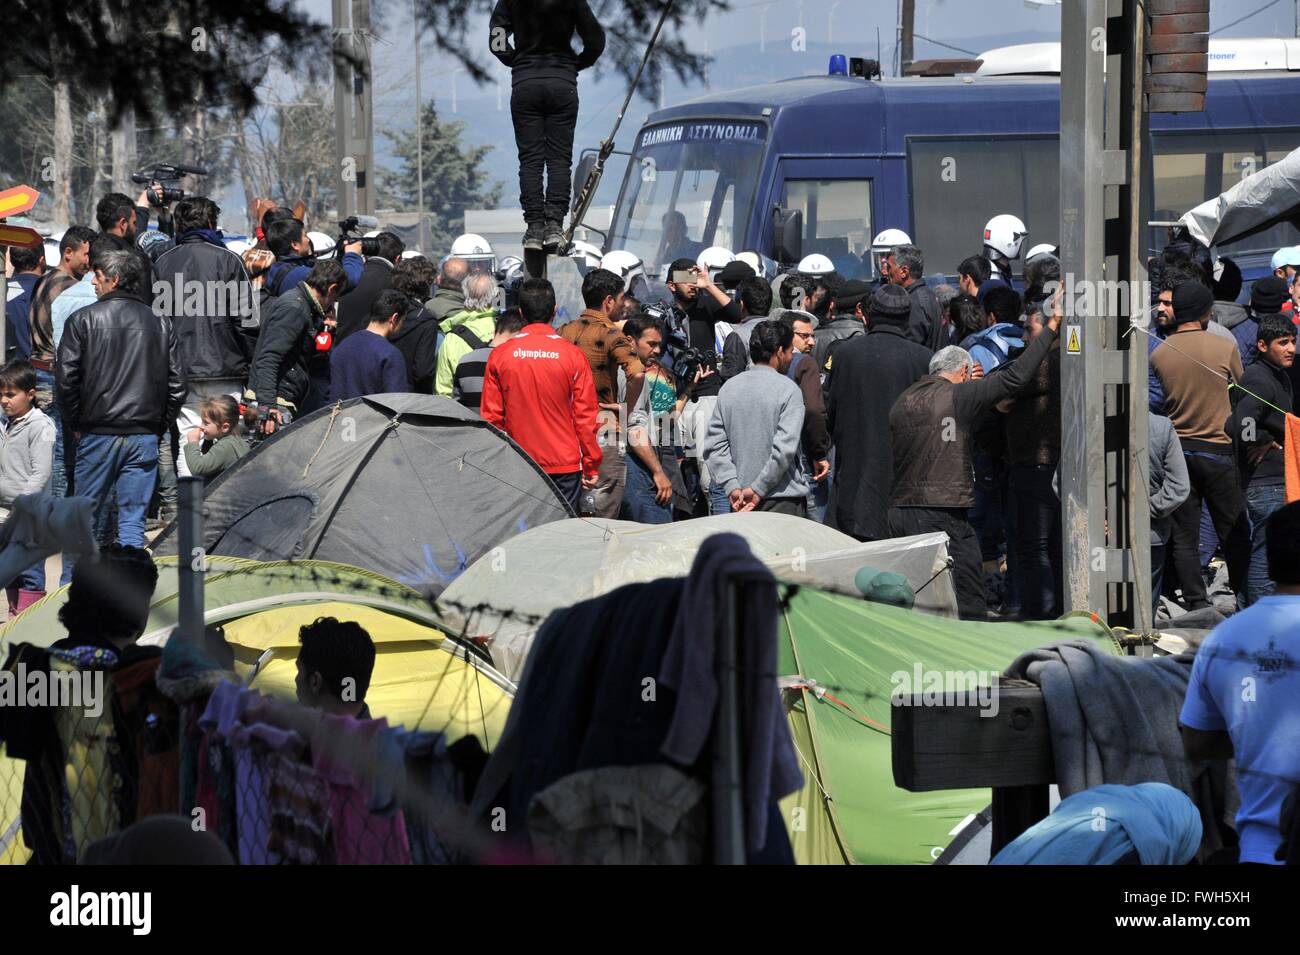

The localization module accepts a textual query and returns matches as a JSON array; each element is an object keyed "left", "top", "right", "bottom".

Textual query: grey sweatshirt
[
  {"left": 0, "top": 407, "right": 56, "bottom": 507},
  {"left": 1148, "top": 412, "right": 1190, "bottom": 546},
  {"left": 703, "top": 364, "right": 808, "bottom": 501}
]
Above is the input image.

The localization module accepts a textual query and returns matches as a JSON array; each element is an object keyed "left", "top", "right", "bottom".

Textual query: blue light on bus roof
[{"left": 828, "top": 54, "right": 847, "bottom": 76}]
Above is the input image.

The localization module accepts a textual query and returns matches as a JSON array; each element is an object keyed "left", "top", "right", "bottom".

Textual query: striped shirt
[{"left": 452, "top": 344, "right": 494, "bottom": 412}]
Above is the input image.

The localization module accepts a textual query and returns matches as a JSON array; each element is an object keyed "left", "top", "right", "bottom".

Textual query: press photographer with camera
[
  {"left": 335, "top": 230, "right": 406, "bottom": 344},
  {"left": 248, "top": 259, "right": 348, "bottom": 434},
  {"left": 149, "top": 196, "right": 256, "bottom": 519},
  {"left": 262, "top": 217, "right": 365, "bottom": 300},
  {"left": 660, "top": 258, "right": 739, "bottom": 514}
]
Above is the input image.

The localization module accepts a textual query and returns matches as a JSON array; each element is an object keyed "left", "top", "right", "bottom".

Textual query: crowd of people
[{"left": 3, "top": 183, "right": 1298, "bottom": 628}]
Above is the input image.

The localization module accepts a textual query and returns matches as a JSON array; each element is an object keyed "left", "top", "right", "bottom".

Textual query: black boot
[
  {"left": 543, "top": 220, "right": 566, "bottom": 253},
  {"left": 523, "top": 221, "right": 545, "bottom": 252}
]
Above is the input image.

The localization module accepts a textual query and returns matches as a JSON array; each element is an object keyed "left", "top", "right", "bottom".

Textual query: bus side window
[{"left": 782, "top": 179, "right": 872, "bottom": 278}]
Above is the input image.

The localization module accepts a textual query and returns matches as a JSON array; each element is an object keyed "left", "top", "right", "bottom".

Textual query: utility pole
[
  {"left": 900, "top": 0, "right": 915, "bottom": 73},
  {"left": 332, "top": 0, "right": 354, "bottom": 219},
  {"left": 1059, "top": 0, "right": 1151, "bottom": 629},
  {"left": 352, "top": 0, "right": 376, "bottom": 216},
  {"left": 414, "top": 0, "right": 426, "bottom": 253}
]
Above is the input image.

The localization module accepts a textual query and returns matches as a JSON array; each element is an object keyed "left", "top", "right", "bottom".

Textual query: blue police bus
[{"left": 605, "top": 38, "right": 1300, "bottom": 283}]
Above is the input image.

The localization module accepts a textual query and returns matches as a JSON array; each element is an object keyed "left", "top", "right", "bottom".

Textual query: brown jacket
[{"left": 558, "top": 309, "right": 645, "bottom": 430}]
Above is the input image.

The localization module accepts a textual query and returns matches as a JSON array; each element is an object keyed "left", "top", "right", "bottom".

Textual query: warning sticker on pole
[{"left": 1065, "top": 324, "right": 1082, "bottom": 355}]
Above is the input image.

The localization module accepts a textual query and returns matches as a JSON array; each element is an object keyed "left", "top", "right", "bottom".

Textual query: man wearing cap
[
  {"left": 810, "top": 277, "right": 866, "bottom": 380},
  {"left": 1271, "top": 245, "right": 1300, "bottom": 283},
  {"left": 827, "top": 285, "right": 933, "bottom": 541},
  {"left": 1150, "top": 281, "right": 1250, "bottom": 611},
  {"left": 885, "top": 244, "right": 944, "bottom": 351},
  {"left": 887, "top": 302, "right": 1062, "bottom": 619}
]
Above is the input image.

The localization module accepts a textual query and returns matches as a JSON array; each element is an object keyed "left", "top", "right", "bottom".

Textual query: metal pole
[
  {"left": 1, "top": 257, "right": 7, "bottom": 360},
  {"left": 332, "top": 0, "right": 354, "bottom": 219},
  {"left": 1058, "top": 0, "right": 1108, "bottom": 618},
  {"left": 353, "top": 0, "right": 376, "bottom": 216},
  {"left": 176, "top": 477, "right": 206, "bottom": 646},
  {"left": 711, "top": 578, "right": 745, "bottom": 865},
  {"left": 414, "top": 0, "right": 426, "bottom": 254}
]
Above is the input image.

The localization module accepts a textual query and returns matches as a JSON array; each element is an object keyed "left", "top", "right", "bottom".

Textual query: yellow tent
[{"left": 1, "top": 559, "right": 513, "bottom": 865}]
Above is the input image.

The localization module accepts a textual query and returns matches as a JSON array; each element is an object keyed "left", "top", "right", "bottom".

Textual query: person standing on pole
[{"left": 489, "top": 0, "right": 605, "bottom": 255}]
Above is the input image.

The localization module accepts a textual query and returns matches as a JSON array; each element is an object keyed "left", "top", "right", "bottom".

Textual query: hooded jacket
[
  {"left": 391, "top": 303, "right": 442, "bottom": 393},
  {"left": 960, "top": 322, "right": 1026, "bottom": 374},
  {"left": 488, "top": 0, "right": 606, "bottom": 85},
  {"left": 0, "top": 406, "right": 56, "bottom": 506}
]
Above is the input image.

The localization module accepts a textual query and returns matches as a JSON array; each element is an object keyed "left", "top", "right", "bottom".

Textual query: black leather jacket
[
  {"left": 55, "top": 289, "right": 187, "bottom": 434},
  {"left": 151, "top": 235, "right": 256, "bottom": 381}
]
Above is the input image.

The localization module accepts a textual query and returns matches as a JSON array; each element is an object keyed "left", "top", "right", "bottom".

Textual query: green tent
[{"left": 776, "top": 585, "right": 1120, "bottom": 865}]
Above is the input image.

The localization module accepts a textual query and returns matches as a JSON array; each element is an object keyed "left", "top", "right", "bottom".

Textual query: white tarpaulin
[
  {"left": 1180, "top": 145, "right": 1300, "bottom": 248},
  {"left": 437, "top": 513, "right": 957, "bottom": 680}
]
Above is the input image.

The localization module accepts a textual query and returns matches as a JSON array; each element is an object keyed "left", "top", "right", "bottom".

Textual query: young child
[
  {"left": 182, "top": 395, "right": 250, "bottom": 479},
  {"left": 0, "top": 360, "right": 56, "bottom": 614}
]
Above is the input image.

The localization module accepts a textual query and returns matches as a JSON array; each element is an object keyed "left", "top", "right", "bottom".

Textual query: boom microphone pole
[{"left": 564, "top": 0, "right": 675, "bottom": 250}]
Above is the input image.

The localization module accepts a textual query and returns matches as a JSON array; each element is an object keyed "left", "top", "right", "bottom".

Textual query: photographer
[
  {"left": 623, "top": 312, "right": 697, "bottom": 524},
  {"left": 150, "top": 197, "right": 256, "bottom": 522},
  {"left": 335, "top": 232, "right": 406, "bottom": 344},
  {"left": 248, "top": 259, "right": 348, "bottom": 433},
  {"left": 662, "top": 257, "right": 739, "bottom": 514},
  {"left": 263, "top": 218, "right": 364, "bottom": 299}
]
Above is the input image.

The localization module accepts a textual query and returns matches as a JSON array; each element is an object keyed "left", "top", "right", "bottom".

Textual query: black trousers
[
  {"left": 757, "top": 496, "right": 808, "bottom": 517},
  {"left": 1168, "top": 449, "right": 1250, "bottom": 608},
  {"left": 510, "top": 78, "right": 579, "bottom": 225},
  {"left": 888, "top": 505, "right": 985, "bottom": 619}
]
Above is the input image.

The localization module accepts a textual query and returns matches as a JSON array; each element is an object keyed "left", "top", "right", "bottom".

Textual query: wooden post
[{"left": 891, "top": 683, "right": 1055, "bottom": 856}]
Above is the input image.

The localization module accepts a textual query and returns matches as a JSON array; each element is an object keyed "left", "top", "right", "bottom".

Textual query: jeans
[
  {"left": 1169, "top": 449, "right": 1250, "bottom": 608},
  {"left": 1245, "top": 483, "right": 1286, "bottom": 606},
  {"left": 156, "top": 424, "right": 178, "bottom": 519},
  {"left": 1009, "top": 464, "right": 1063, "bottom": 620},
  {"left": 33, "top": 369, "right": 65, "bottom": 499},
  {"left": 709, "top": 481, "right": 732, "bottom": 516},
  {"left": 511, "top": 78, "right": 579, "bottom": 225},
  {"left": 969, "top": 448, "right": 1018, "bottom": 612},
  {"left": 70, "top": 433, "right": 160, "bottom": 578},
  {"left": 888, "top": 505, "right": 985, "bottom": 619},
  {"left": 623, "top": 452, "right": 672, "bottom": 524},
  {"left": 580, "top": 435, "right": 626, "bottom": 518}
]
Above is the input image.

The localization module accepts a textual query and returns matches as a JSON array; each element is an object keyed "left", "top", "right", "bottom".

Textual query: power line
[{"left": 1211, "top": 0, "right": 1286, "bottom": 35}]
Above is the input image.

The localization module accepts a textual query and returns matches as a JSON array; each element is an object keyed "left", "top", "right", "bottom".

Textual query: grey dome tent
[{"left": 153, "top": 394, "right": 574, "bottom": 597}]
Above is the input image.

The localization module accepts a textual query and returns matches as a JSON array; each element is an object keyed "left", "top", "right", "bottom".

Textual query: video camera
[
  {"left": 131, "top": 163, "right": 208, "bottom": 206},
  {"left": 335, "top": 215, "right": 382, "bottom": 258},
  {"left": 644, "top": 300, "right": 716, "bottom": 384}
]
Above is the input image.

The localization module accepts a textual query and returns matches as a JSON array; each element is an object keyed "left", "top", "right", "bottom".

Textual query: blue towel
[{"left": 991, "top": 782, "right": 1202, "bottom": 865}]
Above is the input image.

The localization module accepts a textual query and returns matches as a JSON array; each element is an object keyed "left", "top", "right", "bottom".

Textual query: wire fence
[{"left": 2, "top": 552, "right": 1294, "bottom": 866}]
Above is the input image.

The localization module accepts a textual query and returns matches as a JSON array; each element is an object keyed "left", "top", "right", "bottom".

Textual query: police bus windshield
[{"left": 610, "top": 121, "right": 765, "bottom": 279}]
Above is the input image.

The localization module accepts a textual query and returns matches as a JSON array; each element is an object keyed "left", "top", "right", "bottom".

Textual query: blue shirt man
[
  {"left": 1180, "top": 501, "right": 1300, "bottom": 864},
  {"left": 328, "top": 289, "right": 411, "bottom": 402}
]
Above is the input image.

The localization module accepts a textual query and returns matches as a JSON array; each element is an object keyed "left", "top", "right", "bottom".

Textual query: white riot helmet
[
  {"left": 983, "top": 214, "right": 1028, "bottom": 261},
  {"left": 497, "top": 254, "right": 524, "bottom": 287},
  {"left": 449, "top": 233, "right": 496, "bottom": 274},
  {"left": 870, "top": 229, "right": 911, "bottom": 253},
  {"left": 307, "top": 231, "right": 335, "bottom": 256},
  {"left": 568, "top": 239, "right": 604, "bottom": 270},
  {"left": 400, "top": 250, "right": 426, "bottom": 261},
  {"left": 736, "top": 250, "right": 767, "bottom": 279},
  {"left": 696, "top": 246, "right": 735, "bottom": 274},
  {"left": 1024, "top": 243, "right": 1057, "bottom": 263},
  {"left": 600, "top": 250, "right": 648, "bottom": 300},
  {"left": 797, "top": 252, "right": 836, "bottom": 276}
]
